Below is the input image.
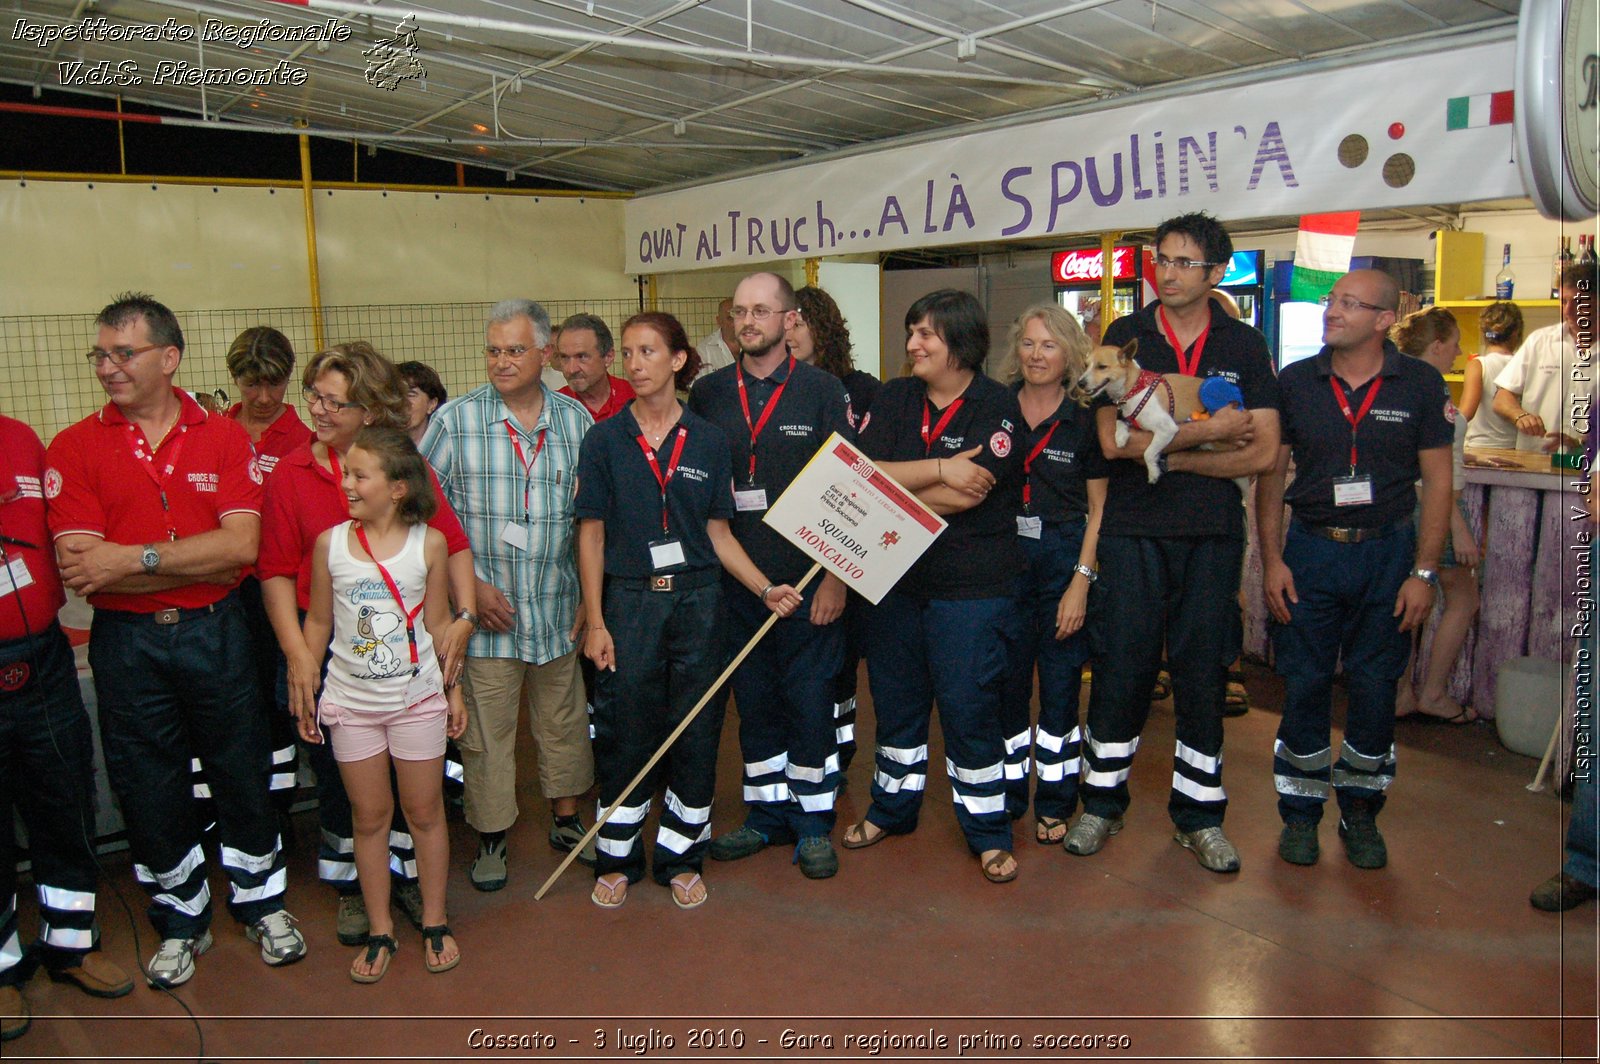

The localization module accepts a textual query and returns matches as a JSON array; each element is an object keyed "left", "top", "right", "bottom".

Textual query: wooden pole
[{"left": 535, "top": 563, "right": 822, "bottom": 900}]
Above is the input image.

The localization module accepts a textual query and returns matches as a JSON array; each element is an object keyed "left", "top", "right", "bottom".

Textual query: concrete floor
[{"left": 7, "top": 664, "right": 1597, "bottom": 1062}]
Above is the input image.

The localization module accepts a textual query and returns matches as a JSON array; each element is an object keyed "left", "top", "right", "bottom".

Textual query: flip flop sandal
[
  {"left": 591, "top": 874, "right": 629, "bottom": 909},
  {"left": 1035, "top": 816, "right": 1068, "bottom": 845},
  {"left": 841, "top": 818, "right": 888, "bottom": 850},
  {"left": 670, "top": 873, "right": 707, "bottom": 910},
  {"left": 421, "top": 925, "right": 460, "bottom": 974},
  {"left": 1151, "top": 670, "right": 1172, "bottom": 701},
  {"left": 349, "top": 934, "right": 397, "bottom": 984},
  {"left": 982, "top": 851, "right": 1019, "bottom": 884}
]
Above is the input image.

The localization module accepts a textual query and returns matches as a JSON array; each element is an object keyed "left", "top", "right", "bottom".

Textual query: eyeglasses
[
  {"left": 302, "top": 388, "right": 364, "bottom": 413},
  {"left": 1319, "top": 294, "right": 1391, "bottom": 313},
  {"left": 484, "top": 344, "right": 532, "bottom": 360},
  {"left": 85, "top": 343, "right": 164, "bottom": 367},
  {"left": 731, "top": 305, "right": 785, "bottom": 322},
  {"left": 1154, "top": 256, "right": 1222, "bottom": 272}
]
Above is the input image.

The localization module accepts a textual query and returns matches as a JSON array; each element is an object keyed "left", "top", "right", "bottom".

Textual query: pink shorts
[{"left": 321, "top": 692, "right": 449, "bottom": 763}]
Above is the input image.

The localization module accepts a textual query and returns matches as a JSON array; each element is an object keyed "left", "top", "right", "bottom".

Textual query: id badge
[
  {"left": 1332, "top": 474, "right": 1374, "bottom": 507},
  {"left": 1016, "top": 515, "right": 1043, "bottom": 540},
  {"left": 733, "top": 486, "right": 769, "bottom": 512},
  {"left": 649, "top": 537, "right": 686, "bottom": 570},
  {"left": 499, "top": 521, "right": 530, "bottom": 552},
  {"left": 404, "top": 668, "right": 441, "bottom": 707},
  {"left": 1, "top": 557, "right": 35, "bottom": 597}
]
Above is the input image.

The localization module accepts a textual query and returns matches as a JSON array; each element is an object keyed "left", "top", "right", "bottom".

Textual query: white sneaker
[
  {"left": 147, "top": 931, "right": 213, "bottom": 988},
  {"left": 245, "top": 910, "right": 306, "bottom": 966}
]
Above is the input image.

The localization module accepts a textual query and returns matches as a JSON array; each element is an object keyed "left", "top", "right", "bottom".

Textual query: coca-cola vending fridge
[{"left": 1051, "top": 246, "right": 1147, "bottom": 344}]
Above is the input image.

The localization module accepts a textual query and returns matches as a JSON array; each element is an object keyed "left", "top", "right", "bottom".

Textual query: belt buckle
[
  {"left": 650, "top": 574, "right": 674, "bottom": 592},
  {"left": 1327, "top": 527, "right": 1356, "bottom": 544},
  {"left": 153, "top": 608, "right": 181, "bottom": 625}
]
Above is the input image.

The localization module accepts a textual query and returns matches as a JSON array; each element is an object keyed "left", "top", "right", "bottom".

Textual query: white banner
[
  {"left": 764, "top": 434, "right": 944, "bottom": 605},
  {"left": 626, "top": 39, "right": 1523, "bottom": 273}
]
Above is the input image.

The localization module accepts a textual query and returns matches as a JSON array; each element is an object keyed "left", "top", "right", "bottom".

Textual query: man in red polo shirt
[
  {"left": 1, "top": 412, "right": 134, "bottom": 1043},
  {"left": 44, "top": 293, "right": 304, "bottom": 989},
  {"left": 556, "top": 313, "right": 635, "bottom": 422}
]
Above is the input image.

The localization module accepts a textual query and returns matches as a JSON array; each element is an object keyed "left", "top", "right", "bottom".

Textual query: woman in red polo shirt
[{"left": 258, "top": 341, "right": 476, "bottom": 947}]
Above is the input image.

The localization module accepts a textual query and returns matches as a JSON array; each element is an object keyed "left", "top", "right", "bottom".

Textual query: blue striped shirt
[{"left": 422, "top": 382, "right": 593, "bottom": 665}]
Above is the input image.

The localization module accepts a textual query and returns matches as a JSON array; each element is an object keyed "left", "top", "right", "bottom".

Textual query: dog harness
[{"left": 1121, "top": 369, "right": 1174, "bottom": 430}]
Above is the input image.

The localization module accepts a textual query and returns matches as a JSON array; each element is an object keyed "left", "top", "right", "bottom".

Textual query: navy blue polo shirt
[
  {"left": 841, "top": 369, "right": 882, "bottom": 432},
  {"left": 1100, "top": 301, "right": 1279, "bottom": 538},
  {"left": 574, "top": 405, "right": 734, "bottom": 577},
  {"left": 687, "top": 356, "right": 852, "bottom": 583},
  {"left": 859, "top": 373, "right": 1024, "bottom": 600},
  {"left": 1012, "top": 383, "right": 1108, "bottom": 523},
  {"left": 1280, "top": 341, "right": 1454, "bottom": 528}
]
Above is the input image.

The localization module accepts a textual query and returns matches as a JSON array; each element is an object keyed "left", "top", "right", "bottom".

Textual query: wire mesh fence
[{"left": 3, "top": 296, "right": 727, "bottom": 443}]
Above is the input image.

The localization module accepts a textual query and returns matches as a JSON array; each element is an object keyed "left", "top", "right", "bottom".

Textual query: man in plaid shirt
[{"left": 421, "top": 299, "right": 597, "bottom": 890}]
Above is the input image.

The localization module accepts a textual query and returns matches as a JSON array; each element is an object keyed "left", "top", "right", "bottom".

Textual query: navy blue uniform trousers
[
  {"left": 1270, "top": 521, "right": 1410, "bottom": 823},
  {"left": 1081, "top": 534, "right": 1240, "bottom": 832},
  {"left": 1, "top": 623, "right": 102, "bottom": 984}
]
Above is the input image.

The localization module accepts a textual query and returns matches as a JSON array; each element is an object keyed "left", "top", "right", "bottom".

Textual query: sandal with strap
[
  {"left": 841, "top": 818, "right": 888, "bottom": 850},
  {"left": 981, "top": 850, "right": 1019, "bottom": 884},
  {"left": 349, "top": 934, "right": 397, "bottom": 984},
  {"left": 421, "top": 925, "right": 460, "bottom": 974},
  {"left": 669, "top": 873, "right": 707, "bottom": 910},
  {"left": 591, "top": 873, "right": 629, "bottom": 909},
  {"left": 1035, "top": 816, "right": 1068, "bottom": 845}
]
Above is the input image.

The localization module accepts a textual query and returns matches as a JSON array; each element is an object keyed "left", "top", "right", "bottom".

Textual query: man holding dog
[
  {"left": 1257, "top": 269, "right": 1452, "bottom": 869},
  {"left": 1069, "top": 213, "right": 1280, "bottom": 873}
]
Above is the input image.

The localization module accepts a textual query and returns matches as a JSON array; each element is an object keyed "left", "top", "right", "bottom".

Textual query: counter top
[{"left": 1463, "top": 447, "right": 1585, "bottom": 488}]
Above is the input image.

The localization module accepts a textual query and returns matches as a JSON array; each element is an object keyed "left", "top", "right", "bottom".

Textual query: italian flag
[
  {"left": 1289, "top": 211, "right": 1360, "bottom": 304},
  {"left": 1446, "top": 91, "right": 1514, "bottom": 130}
]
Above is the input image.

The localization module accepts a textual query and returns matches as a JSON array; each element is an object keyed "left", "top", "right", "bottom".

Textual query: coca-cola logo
[{"left": 1052, "top": 247, "right": 1135, "bottom": 284}]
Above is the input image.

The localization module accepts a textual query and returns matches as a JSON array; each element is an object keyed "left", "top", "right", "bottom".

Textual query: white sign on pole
[
  {"left": 764, "top": 433, "right": 944, "bottom": 605},
  {"left": 626, "top": 38, "right": 1524, "bottom": 273}
]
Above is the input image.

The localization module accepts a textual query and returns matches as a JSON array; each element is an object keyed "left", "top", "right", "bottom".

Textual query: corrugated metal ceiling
[{"left": 0, "top": 0, "right": 1521, "bottom": 195}]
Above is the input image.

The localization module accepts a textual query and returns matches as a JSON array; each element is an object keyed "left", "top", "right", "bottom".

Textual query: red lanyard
[
  {"left": 353, "top": 523, "right": 425, "bottom": 671},
  {"left": 325, "top": 447, "right": 348, "bottom": 515},
  {"left": 1330, "top": 374, "right": 1383, "bottom": 472},
  {"left": 504, "top": 421, "right": 547, "bottom": 518},
  {"left": 1022, "top": 421, "right": 1059, "bottom": 510},
  {"left": 1158, "top": 306, "right": 1209, "bottom": 377},
  {"left": 126, "top": 417, "right": 188, "bottom": 542},
  {"left": 735, "top": 357, "right": 792, "bottom": 483},
  {"left": 921, "top": 399, "right": 964, "bottom": 456},
  {"left": 635, "top": 426, "right": 689, "bottom": 533}
]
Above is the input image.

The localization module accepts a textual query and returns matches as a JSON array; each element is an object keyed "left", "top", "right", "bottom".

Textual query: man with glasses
[
  {"left": 1068, "top": 213, "right": 1280, "bottom": 873},
  {"left": 421, "top": 299, "right": 597, "bottom": 890},
  {"left": 43, "top": 293, "right": 303, "bottom": 987},
  {"left": 555, "top": 313, "right": 635, "bottom": 423},
  {"left": 687, "top": 271, "right": 852, "bottom": 879},
  {"left": 1257, "top": 269, "right": 1452, "bottom": 869},
  {"left": 697, "top": 298, "right": 738, "bottom": 376}
]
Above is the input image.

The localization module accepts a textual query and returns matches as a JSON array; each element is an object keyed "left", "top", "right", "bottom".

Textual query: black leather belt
[
  {"left": 1296, "top": 517, "right": 1410, "bottom": 544},
  {"left": 612, "top": 569, "right": 720, "bottom": 593}
]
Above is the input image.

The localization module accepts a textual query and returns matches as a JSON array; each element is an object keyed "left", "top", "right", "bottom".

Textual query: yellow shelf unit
[{"left": 1431, "top": 230, "right": 1562, "bottom": 370}]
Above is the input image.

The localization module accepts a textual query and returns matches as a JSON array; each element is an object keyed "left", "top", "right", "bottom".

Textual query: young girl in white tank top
[{"left": 299, "top": 426, "right": 467, "bottom": 982}]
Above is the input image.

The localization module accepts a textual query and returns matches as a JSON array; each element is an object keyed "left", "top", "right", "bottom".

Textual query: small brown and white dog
[{"left": 1077, "top": 338, "right": 1248, "bottom": 493}]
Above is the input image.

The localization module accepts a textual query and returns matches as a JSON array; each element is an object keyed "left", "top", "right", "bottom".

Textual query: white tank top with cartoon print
[{"left": 322, "top": 520, "right": 442, "bottom": 713}]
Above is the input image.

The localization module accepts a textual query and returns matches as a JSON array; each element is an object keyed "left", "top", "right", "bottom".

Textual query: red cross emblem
[{"left": 0, "top": 661, "right": 29, "bottom": 692}]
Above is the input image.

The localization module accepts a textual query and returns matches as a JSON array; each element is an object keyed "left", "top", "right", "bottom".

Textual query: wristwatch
[
  {"left": 1408, "top": 567, "right": 1440, "bottom": 588},
  {"left": 140, "top": 544, "right": 160, "bottom": 576},
  {"left": 454, "top": 609, "right": 480, "bottom": 627},
  {"left": 1072, "top": 563, "right": 1098, "bottom": 583}
]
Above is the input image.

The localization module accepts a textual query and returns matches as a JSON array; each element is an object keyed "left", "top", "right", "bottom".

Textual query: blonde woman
[{"left": 999, "top": 305, "right": 1107, "bottom": 843}]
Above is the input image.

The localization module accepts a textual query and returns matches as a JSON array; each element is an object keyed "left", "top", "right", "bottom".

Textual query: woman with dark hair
[
  {"left": 397, "top": 361, "right": 448, "bottom": 446},
  {"left": 847, "top": 289, "right": 1026, "bottom": 883},
  {"left": 257, "top": 342, "right": 478, "bottom": 945},
  {"left": 1461, "top": 301, "right": 1524, "bottom": 451},
  {"left": 785, "top": 285, "right": 880, "bottom": 771},
  {"left": 576, "top": 312, "right": 801, "bottom": 910},
  {"left": 220, "top": 327, "right": 313, "bottom": 814}
]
